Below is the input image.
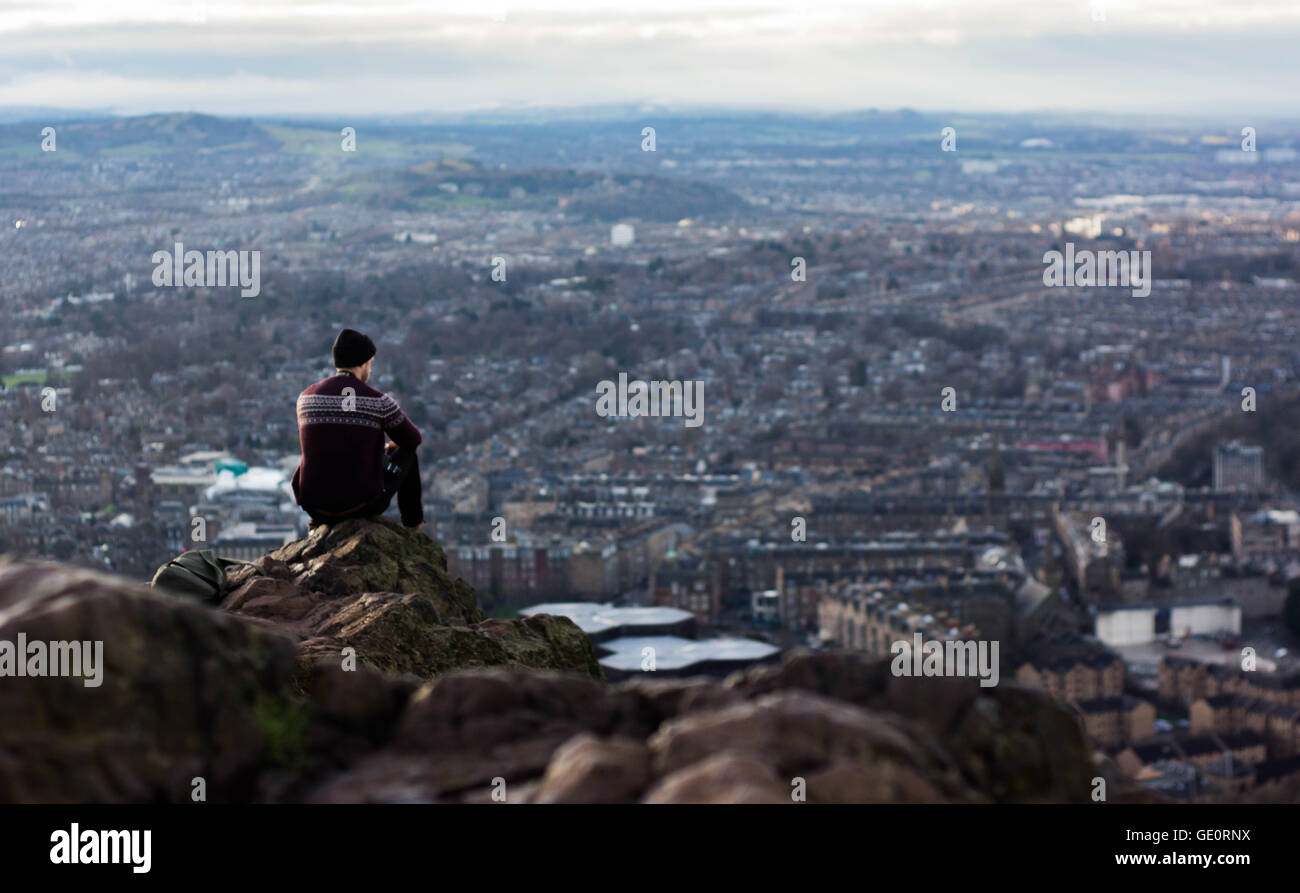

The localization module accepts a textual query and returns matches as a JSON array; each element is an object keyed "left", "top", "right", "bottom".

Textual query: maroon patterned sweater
[{"left": 291, "top": 372, "right": 422, "bottom": 515}]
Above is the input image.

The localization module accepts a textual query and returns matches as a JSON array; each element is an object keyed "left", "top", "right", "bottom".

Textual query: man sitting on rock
[{"left": 292, "top": 328, "right": 425, "bottom": 532}]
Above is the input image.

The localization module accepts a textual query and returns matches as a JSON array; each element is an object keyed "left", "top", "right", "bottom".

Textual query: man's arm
[{"left": 378, "top": 394, "right": 422, "bottom": 450}]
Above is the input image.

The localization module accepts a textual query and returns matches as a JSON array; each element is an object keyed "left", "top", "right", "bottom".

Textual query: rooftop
[
  {"left": 521, "top": 602, "right": 694, "bottom": 637},
  {"left": 595, "top": 634, "right": 780, "bottom": 672}
]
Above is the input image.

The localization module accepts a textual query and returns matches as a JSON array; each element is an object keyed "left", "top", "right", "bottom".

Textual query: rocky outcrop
[
  {"left": 0, "top": 520, "right": 602, "bottom": 802},
  {"left": 0, "top": 524, "right": 1152, "bottom": 804},
  {"left": 0, "top": 558, "right": 299, "bottom": 803},
  {"left": 218, "top": 518, "right": 603, "bottom": 685},
  {"left": 305, "top": 652, "right": 1111, "bottom": 804}
]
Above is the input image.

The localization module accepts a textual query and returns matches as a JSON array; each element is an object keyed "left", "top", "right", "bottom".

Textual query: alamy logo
[
  {"left": 50, "top": 824, "right": 150, "bottom": 873},
  {"left": 0, "top": 634, "right": 103, "bottom": 687},
  {"left": 595, "top": 372, "right": 703, "bottom": 428},
  {"left": 1043, "top": 242, "right": 1151, "bottom": 297},
  {"left": 152, "top": 241, "right": 261, "bottom": 297},
  {"left": 890, "top": 633, "right": 999, "bottom": 687}
]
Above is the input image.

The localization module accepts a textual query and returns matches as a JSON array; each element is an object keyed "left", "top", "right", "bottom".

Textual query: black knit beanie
[{"left": 332, "top": 328, "right": 376, "bottom": 368}]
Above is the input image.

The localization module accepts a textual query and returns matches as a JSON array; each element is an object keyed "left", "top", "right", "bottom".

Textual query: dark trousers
[{"left": 309, "top": 445, "right": 424, "bottom": 528}]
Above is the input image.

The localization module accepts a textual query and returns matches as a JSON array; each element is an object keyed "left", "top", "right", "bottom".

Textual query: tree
[
  {"left": 987, "top": 434, "right": 1006, "bottom": 492},
  {"left": 1285, "top": 579, "right": 1300, "bottom": 637},
  {"left": 1122, "top": 413, "right": 1144, "bottom": 448}
]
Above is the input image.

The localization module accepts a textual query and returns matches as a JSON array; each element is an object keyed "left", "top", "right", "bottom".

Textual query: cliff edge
[
  {"left": 218, "top": 517, "right": 604, "bottom": 685},
  {"left": 0, "top": 521, "right": 1153, "bottom": 803}
]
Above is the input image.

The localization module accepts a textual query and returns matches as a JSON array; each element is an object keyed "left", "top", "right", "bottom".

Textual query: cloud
[{"left": 0, "top": 1, "right": 1295, "bottom": 114}]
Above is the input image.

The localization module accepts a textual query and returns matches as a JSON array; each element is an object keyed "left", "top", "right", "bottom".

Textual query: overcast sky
[{"left": 0, "top": 0, "right": 1295, "bottom": 117}]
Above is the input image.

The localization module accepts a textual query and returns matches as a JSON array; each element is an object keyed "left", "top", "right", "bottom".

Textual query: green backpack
[{"left": 150, "top": 549, "right": 262, "bottom": 604}]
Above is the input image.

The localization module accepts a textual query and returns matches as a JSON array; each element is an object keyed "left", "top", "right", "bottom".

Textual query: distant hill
[
  {"left": 3, "top": 108, "right": 1294, "bottom": 167},
  {"left": 316, "top": 157, "right": 751, "bottom": 221},
  {"left": 0, "top": 112, "right": 278, "bottom": 159}
]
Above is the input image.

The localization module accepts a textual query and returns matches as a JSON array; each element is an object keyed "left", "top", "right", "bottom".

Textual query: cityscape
[
  {"left": 1, "top": 2, "right": 1299, "bottom": 844},
  {"left": 3, "top": 106, "right": 1299, "bottom": 804}
]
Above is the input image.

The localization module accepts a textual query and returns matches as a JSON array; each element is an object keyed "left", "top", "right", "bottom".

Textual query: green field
[
  {"left": 259, "top": 123, "right": 474, "bottom": 160},
  {"left": 0, "top": 140, "right": 82, "bottom": 161},
  {"left": 1, "top": 370, "right": 71, "bottom": 388}
]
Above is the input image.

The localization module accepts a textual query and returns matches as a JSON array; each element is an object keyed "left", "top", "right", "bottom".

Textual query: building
[
  {"left": 1017, "top": 653, "right": 1125, "bottom": 702},
  {"left": 1187, "top": 694, "right": 1300, "bottom": 755},
  {"left": 1115, "top": 741, "right": 1182, "bottom": 778},
  {"left": 212, "top": 522, "right": 297, "bottom": 560},
  {"left": 520, "top": 602, "right": 780, "bottom": 680},
  {"left": 448, "top": 539, "right": 573, "bottom": 605},
  {"left": 1159, "top": 656, "right": 1300, "bottom": 716},
  {"left": 1093, "top": 598, "right": 1241, "bottom": 647},
  {"left": 1231, "top": 508, "right": 1300, "bottom": 561},
  {"left": 1213, "top": 441, "right": 1263, "bottom": 492},
  {"left": 569, "top": 541, "right": 619, "bottom": 597},
  {"left": 819, "top": 583, "right": 984, "bottom": 658},
  {"left": 752, "top": 589, "right": 781, "bottom": 624},
  {"left": 501, "top": 488, "right": 558, "bottom": 529},
  {"left": 0, "top": 492, "right": 49, "bottom": 526},
  {"left": 650, "top": 549, "right": 721, "bottom": 624},
  {"left": 33, "top": 468, "right": 112, "bottom": 510},
  {"left": 776, "top": 577, "right": 824, "bottom": 632},
  {"left": 1069, "top": 695, "right": 1156, "bottom": 748},
  {"left": 1118, "top": 733, "right": 1266, "bottom": 801},
  {"left": 1130, "top": 760, "right": 1203, "bottom": 801},
  {"left": 1190, "top": 693, "right": 1252, "bottom": 736},
  {"left": 521, "top": 603, "right": 695, "bottom": 641},
  {"left": 1176, "top": 731, "right": 1267, "bottom": 773},
  {"left": 1201, "top": 750, "right": 1257, "bottom": 799},
  {"left": 151, "top": 465, "right": 218, "bottom": 500},
  {"left": 595, "top": 635, "right": 780, "bottom": 681},
  {"left": 1053, "top": 508, "right": 1124, "bottom": 600}
]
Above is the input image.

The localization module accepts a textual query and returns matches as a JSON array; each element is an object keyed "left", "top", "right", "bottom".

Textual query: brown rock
[
  {"left": 804, "top": 758, "right": 950, "bottom": 803},
  {"left": 215, "top": 519, "right": 605, "bottom": 684},
  {"left": 309, "top": 670, "right": 630, "bottom": 802},
  {"left": 222, "top": 576, "right": 317, "bottom": 626},
  {"left": 615, "top": 677, "right": 745, "bottom": 728},
  {"left": 643, "top": 751, "right": 790, "bottom": 804},
  {"left": 726, "top": 648, "right": 893, "bottom": 705},
  {"left": 649, "top": 690, "right": 928, "bottom": 780},
  {"left": 532, "top": 733, "right": 651, "bottom": 803},
  {"left": 0, "top": 557, "right": 299, "bottom": 803}
]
